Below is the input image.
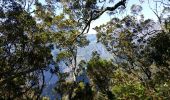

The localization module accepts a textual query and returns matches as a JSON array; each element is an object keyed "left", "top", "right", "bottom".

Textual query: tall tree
[
  {"left": 94, "top": 1, "right": 170, "bottom": 98},
  {"left": 0, "top": 0, "right": 53, "bottom": 99}
]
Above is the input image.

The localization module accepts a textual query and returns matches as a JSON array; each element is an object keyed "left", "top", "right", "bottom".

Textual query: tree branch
[
  {"left": 0, "top": 67, "right": 44, "bottom": 86},
  {"left": 72, "top": 0, "right": 126, "bottom": 43}
]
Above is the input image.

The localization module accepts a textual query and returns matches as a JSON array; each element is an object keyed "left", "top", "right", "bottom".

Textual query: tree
[
  {"left": 86, "top": 52, "right": 147, "bottom": 99},
  {"left": 36, "top": 0, "right": 128, "bottom": 99},
  {"left": 87, "top": 52, "right": 116, "bottom": 100},
  {"left": 52, "top": 9, "right": 90, "bottom": 99},
  {"left": 41, "top": 0, "right": 127, "bottom": 42},
  {"left": 94, "top": 1, "right": 170, "bottom": 98},
  {"left": 2, "top": 0, "right": 170, "bottom": 99},
  {"left": 0, "top": 1, "right": 53, "bottom": 99},
  {"left": 0, "top": 0, "right": 127, "bottom": 99}
]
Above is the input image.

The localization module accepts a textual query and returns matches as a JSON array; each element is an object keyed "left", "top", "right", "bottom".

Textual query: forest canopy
[{"left": 0, "top": 0, "right": 170, "bottom": 99}]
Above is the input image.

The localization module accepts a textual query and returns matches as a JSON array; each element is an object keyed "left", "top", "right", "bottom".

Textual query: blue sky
[
  {"left": 38, "top": 0, "right": 160, "bottom": 34},
  {"left": 89, "top": 0, "right": 159, "bottom": 34}
]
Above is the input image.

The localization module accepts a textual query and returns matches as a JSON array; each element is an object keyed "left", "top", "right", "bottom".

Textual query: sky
[
  {"left": 37, "top": 0, "right": 163, "bottom": 84},
  {"left": 89, "top": 0, "right": 159, "bottom": 34},
  {"left": 37, "top": 0, "right": 160, "bottom": 34}
]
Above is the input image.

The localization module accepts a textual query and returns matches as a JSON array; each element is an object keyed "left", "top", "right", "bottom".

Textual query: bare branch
[
  {"left": 147, "top": 0, "right": 162, "bottom": 24},
  {"left": 153, "top": 0, "right": 170, "bottom": 6}
]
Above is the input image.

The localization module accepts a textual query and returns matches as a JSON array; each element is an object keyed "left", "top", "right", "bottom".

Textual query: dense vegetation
[{"left": 0, "top": 0, "right": 170, "bottom": 99}]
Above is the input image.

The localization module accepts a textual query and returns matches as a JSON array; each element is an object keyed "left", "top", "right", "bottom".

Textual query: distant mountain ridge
[{"left": 42, "top": 34, "right": 113, "bottom": 99}]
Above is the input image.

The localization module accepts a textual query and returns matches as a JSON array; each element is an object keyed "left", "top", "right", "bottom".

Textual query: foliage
[
  {"left": 111, "top": 70, "right": 147, "bottom": 99},
  {"left": 87, "top": 52, "right": 116, "bottom": 100},
  {"left": 94, "top": 5, "right": 170, "bottom": 99},
  {"left": 1, "top": 0, "right": 170, "bottom": 99},
  {"left": 0, "top": 0, "right": 53, "bottom": 99}
]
